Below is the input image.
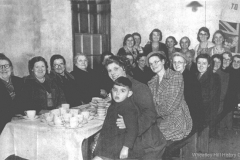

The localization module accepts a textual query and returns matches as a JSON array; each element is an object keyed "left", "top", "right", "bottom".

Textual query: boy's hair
[{"left": 114, "top": 77, "right": 132, "bottom": 90}]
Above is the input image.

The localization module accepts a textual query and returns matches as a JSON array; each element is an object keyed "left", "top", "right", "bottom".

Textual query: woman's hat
[
  {"left": 172, "top": 52, "right": 189, "bottom": 64},
  {"left": 146, "top": 51, "right": 166, "bottom": 67}
]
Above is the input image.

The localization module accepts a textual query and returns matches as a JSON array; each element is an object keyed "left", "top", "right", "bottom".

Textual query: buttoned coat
[{"left": 148, "top": 69, "right": 192, "bottom": 141}]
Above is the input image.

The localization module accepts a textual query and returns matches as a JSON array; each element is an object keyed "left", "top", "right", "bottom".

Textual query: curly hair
[{"left": 28, "top": 56, "right": 48, "bottom": 75}]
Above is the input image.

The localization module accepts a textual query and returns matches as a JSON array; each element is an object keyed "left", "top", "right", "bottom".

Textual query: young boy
[{"left": 93, "top": 77, "right": 138, "bottom": 160}]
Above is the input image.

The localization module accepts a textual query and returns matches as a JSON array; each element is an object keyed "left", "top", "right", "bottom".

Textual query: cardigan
[{"left": 148, "top": 69, "right": 192, "bottom": 141}]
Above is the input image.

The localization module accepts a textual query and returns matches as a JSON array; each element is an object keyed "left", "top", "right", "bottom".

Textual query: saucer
[
  {"left": 23, "top": 115, "right": 39, "bottom": 120},
  {"left": 64, "top": 123, "right": 83, "bottom": 129}
]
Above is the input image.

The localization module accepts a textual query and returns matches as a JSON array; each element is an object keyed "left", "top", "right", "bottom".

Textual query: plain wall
[
  {"left": 0, "top": 0, "right": 72, "bottom": 77},
  {"left": 111, "top": 0, "right": 224, "bottom": 54}
]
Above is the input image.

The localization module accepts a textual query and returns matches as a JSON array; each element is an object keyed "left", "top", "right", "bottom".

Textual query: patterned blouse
[{"left": 148, "top": 69, "right": 192, "bottom": 141}]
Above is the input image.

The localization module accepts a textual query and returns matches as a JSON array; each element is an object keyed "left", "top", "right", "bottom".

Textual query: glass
[
  {"left": 53, "top": 63, "right": 64, "bottom": 68},
  {"left": 149, "top": 60, "right": 160, "bottom": 67},
  {"left": 0, "top": 64, "right": 10, "bottom": 70},
  {"left": 223, "top": 58, "right": 231, "bottom": 62},
  {"left": 173, "top": 61, "right": 184, "bottom": 65}
]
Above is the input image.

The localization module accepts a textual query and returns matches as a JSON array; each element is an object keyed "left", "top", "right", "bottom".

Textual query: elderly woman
[
  {"left": 132, "top": 54, "right": 155, "bottom": 84},
  {"left": 101, "top": 56, "right": 166, "bottom": 160},
  {"left": 147, "top": 51, "right": 192, "bottom": 141},
  {"left": 208, "top": 30, "right": 230, "bottom": 56},
  {"left": 71, "top": 53, "right": 100, "bottom": 103},
  {"left": 132, "top": 32, "right": 144, "bottom": 54},
  {"left": 117, "top": 34, "right": 139, "bottom": 61},
  {"left": 165, "top": 36, "right": 180, "bottom": 62},
  {"left": 194, "top": 27, "right": 215, "bottom": 59},
  {"left": 172, "top": 52, "right": 204, "bottom": 133},
  {"left": 20, "top": 56, "right": 66, "bottom": 114},
  {"left": 196, "top": 54, "right": 221, "bottom": 137},
  {"left": 0, "top": 55, "right": 23, "bottom": 133},
  {"left": 144, "top": 29, "right": 169, "bottom": 61},
  {"left": 179, "top": 36, "right": 193, "bottom": 54},
  {"left": 49, "top": 54, "right": 82, "bottom": 107}
]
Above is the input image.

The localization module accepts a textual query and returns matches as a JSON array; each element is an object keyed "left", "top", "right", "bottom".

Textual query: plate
[
  {"left": 64, "top": 123, "right": 83, "bottom": 129},
  {"left": 23, "top": 115, "right": 39, "bottom": 121}
]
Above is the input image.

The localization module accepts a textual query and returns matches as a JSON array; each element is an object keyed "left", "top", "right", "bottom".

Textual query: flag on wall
[
  {"left": 220, "top": 0, "right": 240, "bottom": 54},
  {"left": 219, "top": 20, "right": 240, "bottom": 54}
]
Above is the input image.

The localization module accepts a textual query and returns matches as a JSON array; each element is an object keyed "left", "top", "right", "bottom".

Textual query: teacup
[
  {"left": 54, "top": 115, "right": 63, "bottom": 125},
  {"left": 25, "top": 110, "right": 36, "bottom": 119},
  {"left": 76, "top": 114, "right": 84, "bottom": 123},
  {"left": 45, "top": 113, "right": 54, "bottom": 122},
  {"left": 81, "top": 111, "right": 90, "bottom": 120},
  {"left": 51, "top": 109, "right": 60, "bottom": 116},
  {"left": 70, "top": 117, "right": 78, "bottom": 128},
  {"left": 61, "top": 103, "right": 70, "bottom": 110},
  {"left": 59, "top": 107, "right": 67, "bottom": 115},
  {"left": 63, "top": 113, "right": 72, "bottom": 123},
  {"left": 69, "top": 109, "right": 79, "bottom": 116}
]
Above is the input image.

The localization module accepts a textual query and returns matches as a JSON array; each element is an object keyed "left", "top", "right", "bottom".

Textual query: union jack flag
[{"left": 219, "top": 20, "right": 240, "bottom": 54}]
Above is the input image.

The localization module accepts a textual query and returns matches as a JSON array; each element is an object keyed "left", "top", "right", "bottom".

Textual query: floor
[{"left": 165, "top": 128, "right": 240, "bottom": 160}]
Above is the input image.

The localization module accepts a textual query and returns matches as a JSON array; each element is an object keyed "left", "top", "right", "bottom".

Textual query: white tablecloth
[{"left": 0, "top": 117, "right": 103, "bottom": 160}]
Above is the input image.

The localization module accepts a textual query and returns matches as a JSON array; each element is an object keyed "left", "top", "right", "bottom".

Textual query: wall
[
  {"left": 0, "top": 0, "right": 73, "bottom": 77},
  {"left": 111, "top": 0, "right": 224, "bottom": 54}
]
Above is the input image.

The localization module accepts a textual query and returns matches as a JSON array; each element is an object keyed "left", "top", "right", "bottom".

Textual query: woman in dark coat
[
  {"left": 132, "top": 54, "right": 155, "bottom": 84},
  {"left": 71, "top": 53, "right": 101, "bottom": 104},
  {"left": 49, "top": 54, "right": 82, "bottom": 107},
  {"left": 0, "top": 55, "right": 23, "bottom": 133},
  {"left": 144, "top": 29, "right": 169, "bottom": 63},
  {"left": 172, "top": 52, "right": 204, "bottom": 133},
  {"left": 196, "top": 54, "right": 221, "bottom": 137},
  {"left": 20, "top": 56, "right": 66, "bottom": 114}
]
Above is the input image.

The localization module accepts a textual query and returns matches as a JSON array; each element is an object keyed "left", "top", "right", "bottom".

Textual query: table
[{"left": 0, "top": 117, "right": 103, "bottom": 160}]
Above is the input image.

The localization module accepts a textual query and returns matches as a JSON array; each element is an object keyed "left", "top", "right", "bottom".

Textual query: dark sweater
[{"left": 94, "top": 98, "right": 138, "bottom": 159}]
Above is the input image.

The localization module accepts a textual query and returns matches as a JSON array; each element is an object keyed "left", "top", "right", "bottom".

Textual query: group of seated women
[{"left": 1, "top": 26, "right": 240, "bottom": 159}]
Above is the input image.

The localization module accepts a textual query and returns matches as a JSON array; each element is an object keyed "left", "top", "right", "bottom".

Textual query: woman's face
[
  {"left": 126, "top": 55, "right": 134, "bottom": 65},
  {"left": 33, "top": 61, "right": 46, "bottom": 80},
  {"left": 133, "top": 35, "right": 141, "bottom": 46},
  {"left": 223, "top": 54, "right": 231, "bottom": 69},
  {"left": 126, "top": 37, "right": 134, "bottom": 48},
  {"left": 232, "top": 57, "right": 240, "bottom": 69},
  {"left": 197, "top": 58, "right": 209, "bottom": 74},
  {"left": 214, "top": 33, "right": 224, "bottom": 45},
  {"left": 180, "top": 38, "right": 190, "bottom": 49},
  {"left": 107, "top": 62, "right": 126, "bottom": 81},
  {"left": 53, "top": 59, "right": 65, "bottom": 75},
  {"left": 166, "top": 38, "right": 175, "bottom": 48},
  {"left": 152, "top": 31, "right": 160, "bottom": 42},
  {"left": 213, "top": 57, "right": 221, "bottom": 72},
  {"left": 173, "top": 56, "right": 186, "bottom": 73},
  {"left": 199, "top": 31, "right": 208, "bottom": 42},
  {"left": 137, "top": 56, "right": 146, "bottom": 69},
  {"left": 0, "top": 60, "right": 12, "bottom": 81},
  {"left": 149, "top": 56, "right": 165, "bottom": 74},
  {"left": 76, "top": 55, "right": 88, "bottom": 71},
  {"left": 185, "top": 51, "right": 194, "bottom": 63}
]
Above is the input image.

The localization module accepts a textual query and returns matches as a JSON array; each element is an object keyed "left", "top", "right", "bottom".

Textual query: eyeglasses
[
  {"left": 233, "top": 60, "right": 240, "bottom": 64},
  {"left": 173, "top": 61, "right": 185, "bottom": 65},
  {"left": 53, "top": 63, "right": 64, "bottom": 68},
  {"left": 223, "top": 58, "right": 231, "bottom": 62},
  {"left": 0, "top": 64, "right": 10, "bottom": 70},
  {"left": 149, "top": 60, "right": 160, "bottom": 67}
]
